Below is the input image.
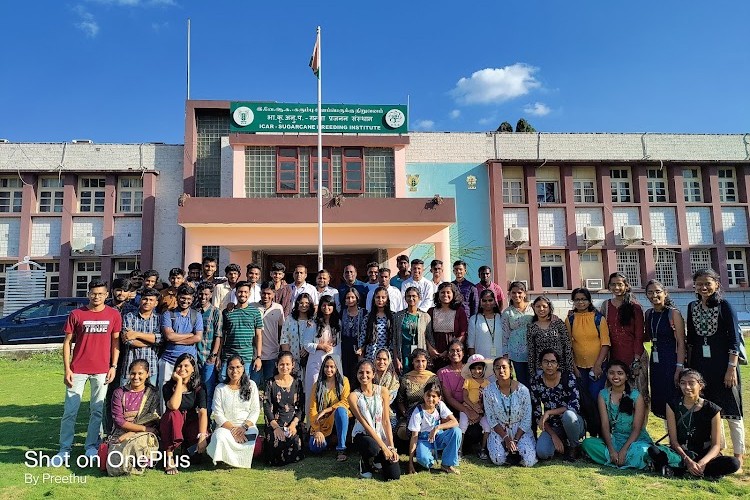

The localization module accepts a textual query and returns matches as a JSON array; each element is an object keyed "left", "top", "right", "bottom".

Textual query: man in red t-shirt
[{"left": 55, "top": 279, "right": 122, "bottom": 461}]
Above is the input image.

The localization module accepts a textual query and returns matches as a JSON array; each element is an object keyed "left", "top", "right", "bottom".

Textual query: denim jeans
[
  {"left": 308, "top": 407, "right": 349, "bottom": 453},
  {"left": 157, "top": 358, "right": 175, "bottom": 414},
  {"left": 201, "top": 362, "right": 219, "bottom": 415},
  {"left": 260, "top": 359, "right": 276, "bottom": 387},
  {"left": 536, "top": 410, "right": 586, "bottom": 459},
  {"left": 576, "top": 365, "right": 607, "bottom": 403},
  {"left": 415, "top": 427, "right": 462, "bottom": 468},
  {"left": 512, "top": 361, "right": 530, "bottom": 388},
  {"left": 59, "top": 373, "right": 107, "bottom": 453}
]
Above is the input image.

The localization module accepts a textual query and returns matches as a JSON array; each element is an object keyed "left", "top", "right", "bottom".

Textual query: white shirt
[
  {"left": 407, "top": 400, "right": 453, "bottom": 433},
  {"left": 288, "top": 282, "right": 319, "bottom": 306},
  {"left": 316, "top": 286, "right": 339, "bottom": 310},
  {"left": 366, "top": 285, "right": 404, "bottom": 312},
  {"left": 401, "top": 277, "right": 434, "bottom": 312},
  {"left": 468, "top": 313, "right": 504, "bottom": 359}
]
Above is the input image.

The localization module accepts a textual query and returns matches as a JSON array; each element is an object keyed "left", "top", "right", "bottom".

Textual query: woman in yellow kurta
[
  {"left": 309, "top": 355, "right": 352, "bottom": 461},
  {"left": 566, "top": 287, "right": 611, "bottom": 439}
]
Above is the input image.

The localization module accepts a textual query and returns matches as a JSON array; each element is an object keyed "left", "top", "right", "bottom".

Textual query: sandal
[
  {"left": 441, "top": 465, "right": 460, "bottom": 475},
  {"left": 165, "top": 467, "right": 180, "bottom": 475},
  {"left": 337, "top": 452, "right": 348, "bottom": 462}
]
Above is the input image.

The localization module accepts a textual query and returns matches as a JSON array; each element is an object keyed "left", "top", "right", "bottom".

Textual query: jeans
[
  {"left": 59, "top": 373, "right": 107, "bottom": 453},
  {"left": 157, "top": 359, "right": 175, "bottom": 414},
  {"left": 415, "top": 427, "right": 462, "bottom": 468},
  {"left": 536, "top": 410, "right": 585, "bottom": 459},
  {"left": 512, "top": 361, "right": 530, "bottom": 388},
  {"left": 201, "top": 362, "right": 219, "bottom": 415},
  {"left": 308, "top": 407, "right": 349, "bottom": 453},
  {"left": 221, "top": 361, "right": 263, "bottom": 388},
  {"left": 576, "top": 365, "right": 607, "bottom": 402},
  {"left": 260, "top": 359, "right": 276, "bottom": 387}
]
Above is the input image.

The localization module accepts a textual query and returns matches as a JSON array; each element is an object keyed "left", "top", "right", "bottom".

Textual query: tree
[
  {"left": 515, "top": 118, "right": 536, "bottom": 133},
  {"left": 496, "top": 121, "right": 513, "bottom": 133}
]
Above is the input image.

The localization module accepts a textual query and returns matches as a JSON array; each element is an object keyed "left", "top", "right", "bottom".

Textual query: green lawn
[{"left": 0, "top": 352, "right": 747, "bottom": 500}]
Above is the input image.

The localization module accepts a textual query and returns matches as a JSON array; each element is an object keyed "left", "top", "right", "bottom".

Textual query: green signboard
[{"left": 230, "top": 102, "right": 408, "bottom": 134}]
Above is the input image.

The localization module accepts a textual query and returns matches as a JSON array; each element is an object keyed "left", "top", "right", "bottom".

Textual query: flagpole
[{"left": 316, "top": 26, "right": 323, "bottom": 272}]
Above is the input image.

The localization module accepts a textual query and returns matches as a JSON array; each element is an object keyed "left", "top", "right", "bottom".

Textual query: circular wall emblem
[
  {"left": 233, "top": 106, "right": 254, "bottom": 126},
  {"left": 384, "top": 109, "right": 406, "bottom": 129}
]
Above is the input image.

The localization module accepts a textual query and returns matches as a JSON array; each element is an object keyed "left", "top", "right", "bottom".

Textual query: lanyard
[
  {"left": 650, "top": 310, "right": 664, "bottom": 347},
  {"left": 483, "top": 314, "right": 497, "bottom": 345}
]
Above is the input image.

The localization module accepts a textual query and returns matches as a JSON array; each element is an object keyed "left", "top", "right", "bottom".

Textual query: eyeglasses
[
  {"left": 573, "top": 298, "right": 589, "bottom": 303},
  {"left": 88, "top": 292, "right": 107, "bottom": 297},
  {"left": 448, "top": 349, "right": 463, "bottom": 354},
  {"left": 541, "top": 359, "right": 558, "bottom": 365}
]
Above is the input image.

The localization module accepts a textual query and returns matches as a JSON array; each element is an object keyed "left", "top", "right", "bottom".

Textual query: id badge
[
  {"left": 491, "top": 346, "right": 497, "bottom": 358},
  {"left": 652, "top": 350, "right": 659, "bottom": 363},
  {"left": 702, "top": 344, "right": 711, "bottom": 358}
]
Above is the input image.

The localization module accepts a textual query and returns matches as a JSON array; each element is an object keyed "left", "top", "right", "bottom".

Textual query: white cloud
[
  {"left": 151, "top": 21, "right": 169, "bottom": 32},
  {"left": 451, "top": 64, "right": 541, "bottom": 105},
  {"left": 413, "top": 119, "right": 435, "bottom": 131},
  {"left": 478, "top": 116, "right": 496, "bottom": 126},
  {"left": 523, "top": 102, "right": 551, "bottom": 116},
  {"left": 73, "top": 5, "right": 99, "bottom": 37},
  {"left": 449, "top": 109, "right": 461, "bottom": 119}
]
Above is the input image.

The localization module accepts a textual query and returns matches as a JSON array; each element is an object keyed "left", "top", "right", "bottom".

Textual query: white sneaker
[
  {"left": 359, "top": 471, "right": 373, "bottom": 479},
  {"left": 84, "top": 447, "right": 99, "bottom": 458}
]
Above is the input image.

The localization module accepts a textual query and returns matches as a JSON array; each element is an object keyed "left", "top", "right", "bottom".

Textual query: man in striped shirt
[{"left": 119, "top": 287, "right": 162, "bottom": 387}]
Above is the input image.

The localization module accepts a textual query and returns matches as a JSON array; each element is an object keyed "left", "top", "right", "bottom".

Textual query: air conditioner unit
[
  {"left": 585, "top": 278, "right": 604, "bottom": 290},
  {"left": 584, "top": 226, "right": 606, "bottom": 242},
  {"left": 621, "top": 225, "right": 643, "bottom": 241},
  {"left": 71, "top": 139, "right": 93, "bottom": 144},
  {"left": 508, "top": 227, "right": 529, "bottom": 243},
  {"left": 71, "top": 236, "right": 96, "bottom": 254}
]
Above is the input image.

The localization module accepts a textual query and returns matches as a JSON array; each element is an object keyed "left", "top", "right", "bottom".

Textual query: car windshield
[{"left": 16, "top": 303, "right": 54, "bottom": 320}]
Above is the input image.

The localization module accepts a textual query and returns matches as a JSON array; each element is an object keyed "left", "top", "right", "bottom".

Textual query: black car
[{"left": 0, "top": 298, "right": 89, "bottom": 344}]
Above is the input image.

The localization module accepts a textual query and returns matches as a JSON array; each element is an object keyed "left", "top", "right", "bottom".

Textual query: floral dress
[
  {"left": 483, "top": 382, "right": 537, "bottom": 467},
  {"left": 263, "top": 377, "right": 305, "bottom": 465},
  {"left": 280, "top": 317, "right": 317, "bottom": 373},
  {"left": 359, "top": 314, "right": 390, "bottom": 361},
  {"left": 526, "top": 316, "right": 574, "bottom": 377},
  {"left": 502, "top": 304, "right": 534, "bottom": 363}
]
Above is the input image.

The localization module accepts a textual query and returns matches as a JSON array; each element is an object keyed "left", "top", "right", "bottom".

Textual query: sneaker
[
  {"left": 373, "top": 462, "right": 383, "bottom": 471},
  {"left": 359, "top": 471, "right": 373, "bottom": 479},
  {"left": 51, "top": 451, "right": 70, "bottom": 467},
  {"left": 478, "top": 450, "right": 489, "bottom": 461},
  {"left": 84, "top": 446, "right": 99, "bottom": 458}
]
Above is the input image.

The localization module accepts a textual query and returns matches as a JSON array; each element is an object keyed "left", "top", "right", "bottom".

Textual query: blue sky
[{"left": 1, "top": 0, "right": 748, "bottom": 143}]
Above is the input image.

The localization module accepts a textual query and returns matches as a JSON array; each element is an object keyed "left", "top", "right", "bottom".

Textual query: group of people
[{"left": 54, "top": 256, "right": 745, "bottom": 480}]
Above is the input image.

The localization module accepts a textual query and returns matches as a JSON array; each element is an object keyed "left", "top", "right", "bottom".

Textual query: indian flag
[{"left": 309, "top": 30, "right": 320, "bottom": 77}]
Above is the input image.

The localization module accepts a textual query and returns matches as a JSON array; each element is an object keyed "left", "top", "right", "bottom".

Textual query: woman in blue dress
[{"left": 643, "top": 280, "right": 685, "bottom": 419}]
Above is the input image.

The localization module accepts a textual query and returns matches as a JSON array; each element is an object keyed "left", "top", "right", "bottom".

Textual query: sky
[{"left": 0, "top": 0, "right": 748, "bottom": 144}]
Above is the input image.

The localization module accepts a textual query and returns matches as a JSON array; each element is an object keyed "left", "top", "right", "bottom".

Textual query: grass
[{"left": 0, "top": 352, "right": 747, "bottom": 500}]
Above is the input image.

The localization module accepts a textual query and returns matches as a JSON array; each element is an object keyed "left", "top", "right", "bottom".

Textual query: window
[
  {"left": 616, "top": 250, "right": 642, "bottom": 288},
  {"left": 16, "top": 302, "right": 55, "bottom": 320},
  {"left": 718, "top": 168, "right": 737, "bottom": 202},
  {"left": 647, "top": 168, "right": 668, "bottom": 203},
  {"left": 342, "top": 148, "right": 365, "bottom": 194},
  {"left": 579, "top": 252, "right": 599, "bottom": 262},
  {"left": 79, "top": 177, "right": 106, "bottom": 213},
  {"left": 726, "top": 249, "right": 746, "bottom": 287},
  {"left": 276, "top": 147, "right": 300, "bottom": 193},
  {"left": 38, "top": 177, "right": 64, "bottom": 213},
  {"left": 117, "top": 177, "right": 143, "bottom": 213},
  {"left": 113, "top": 259, "right": 139, "bottom": 281},
  {"left": 74, "top": 261, "right": 101, "bottom": 297},
  {"left": 309, "top": 147, "right": 332, "bottom": 193},
  {"left": 610, "top": 169, "right": 632, "bottom": 203},
  {"left": 44, "top": 262, "right": 60, "bottom": 298},
  {"left": 653, "top": 248, "right": 677, "bottom": 288},
  {"left": 683, "top": 168, "right": 702, "bottom": 202},
  {"left": 573, "top": 180, "right": 596, "bottom": 203},
  {"left": 536, "top": 181, "right": 559, "bottom": 203},
  {"left": 540, "top": 252, "right": 565, "bottom": 288},
  {"left": 503, "top": 180, "right": 524, "bottom": 204},
  {"left": 0, "top": 262, "right": 13, "bottom": 309},
  {"left": 689, "top": 249, "right": 712, "bottom": 277},
  {"left": 0, "top": 177, "right": 23, "bottom": 213},
  {"left": 202, "top": 245, "right": 220, "bottom": 270}
]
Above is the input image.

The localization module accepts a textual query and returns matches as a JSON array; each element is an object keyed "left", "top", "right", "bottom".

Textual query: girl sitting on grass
[{"left": 407, "top": 381, "right": 462, "bottom": 474}]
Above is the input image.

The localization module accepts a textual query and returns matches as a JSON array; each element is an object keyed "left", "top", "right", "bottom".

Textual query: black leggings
[
  {"left": 353, "top": 434, "right": 401, "bottom": 481},
  {"left": 649, "top": 447, "right": 740, "bottom": 478}
]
